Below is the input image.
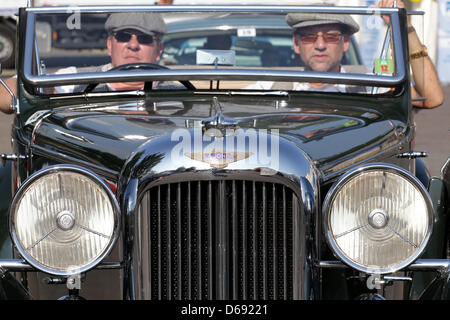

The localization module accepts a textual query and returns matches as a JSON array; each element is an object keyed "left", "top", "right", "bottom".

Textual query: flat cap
[
  {"left": 105, "top": 12, "right": 167, "bottom": 35},
  {"left": 286, "top": 13, "right": 359, "bottom": 35}
]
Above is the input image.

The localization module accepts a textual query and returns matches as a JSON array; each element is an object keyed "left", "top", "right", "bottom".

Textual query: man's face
[
  {"left": 293, "top": 24, "right": 350, "bottom": 73},
  {"left": 107, "top": 29, "right": 163, "bottom": 67}
]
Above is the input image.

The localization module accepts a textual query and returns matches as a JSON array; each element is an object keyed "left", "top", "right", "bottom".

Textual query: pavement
[
  {"left": 0, "top": 81, "right": 448, "bottom": 177},
  {"left": 414, "top": 84, "right": 450, "bottom": 177}
]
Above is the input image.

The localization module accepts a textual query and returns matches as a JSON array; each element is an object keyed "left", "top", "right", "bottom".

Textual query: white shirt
[
  {"left": 245, "top": 80, "right": 349, "bottom": 93},
  {"left": 244, "top": 66, "right": 368, "bottom": 93},
  {"left": 54, "top": 63, "right": 114, "bottom": 93}
]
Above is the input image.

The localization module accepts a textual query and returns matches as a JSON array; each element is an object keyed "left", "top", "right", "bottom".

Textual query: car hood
[{"left": 30, "top": 95, "right": 403, "bottom": 180}]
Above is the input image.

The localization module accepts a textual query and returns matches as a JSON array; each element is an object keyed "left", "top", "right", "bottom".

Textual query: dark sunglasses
[
  {"left": 113, "top": 31, "right": 155, "bottom": 45},
  {"left": 298, "top": 32, "right": 343, "bottom": 44}
]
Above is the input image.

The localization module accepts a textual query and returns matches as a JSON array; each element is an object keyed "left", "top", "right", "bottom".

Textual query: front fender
[
  {"left": 442, "top": 157, "right": 450, "bottom": 210},
  {"left": 419, "top": 268, "right": 450, "bottom": 300},
  {"left": 0, "top": 268, "right": 32, "bottom": 300},
  {"left": 411, "top": 177, "right": 449, "bottom": 299}
]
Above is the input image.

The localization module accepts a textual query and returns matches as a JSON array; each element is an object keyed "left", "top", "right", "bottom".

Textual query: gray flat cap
[
  {"left": 286, "top": 13, "right": 359, "bottom": 35},
  {"left": 105, "top": 12, "right": 167, "bottom": 35}
]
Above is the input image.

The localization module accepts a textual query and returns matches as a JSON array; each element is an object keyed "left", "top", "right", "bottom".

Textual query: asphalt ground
[
  {"left": 0, "top": 78, "right": 448, "bottom": 176},
  {"left": 414, "top": 85, "right": 450, "bottom": 177}
]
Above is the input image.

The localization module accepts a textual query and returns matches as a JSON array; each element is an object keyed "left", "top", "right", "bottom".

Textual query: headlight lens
[
  {"left": 10, "top": 165, "right": 119, "bottom": 276},
  {"left": 323, "top": 164, "right": 433, "bottom": 274}
]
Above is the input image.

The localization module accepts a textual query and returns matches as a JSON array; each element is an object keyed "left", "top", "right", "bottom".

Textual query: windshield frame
[{"left": 20, "top": 5, "right": 407, "bottom": 91}]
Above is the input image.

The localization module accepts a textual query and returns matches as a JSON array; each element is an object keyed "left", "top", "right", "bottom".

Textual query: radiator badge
[{"left": 185, "top": 148, "right": 253, "bottom": 169}]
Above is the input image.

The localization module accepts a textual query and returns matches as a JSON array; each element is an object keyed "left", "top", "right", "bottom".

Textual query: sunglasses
[
  {"left": 113, "top": 31, "right": 156, "bottom": 45},
  {"left": 298, "top": 32, "right": 344, "bottom": 44}
]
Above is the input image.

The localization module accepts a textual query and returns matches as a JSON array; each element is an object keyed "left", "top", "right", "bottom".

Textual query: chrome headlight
[
  {"left": 10, "top": 165, "right": 119, "bottom": 276},
  {"left": 323, "top": 163, "right": 433, "bottom": 274}
]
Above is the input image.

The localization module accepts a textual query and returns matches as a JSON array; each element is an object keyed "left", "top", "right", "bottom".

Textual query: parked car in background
[
  {"left": 0, "top": 3, "right": 19, "bottom": 69},
  {"left": 0, "top": 5, "right": 449, "bottom": 301},
  {"left": 162, "top": 13, "right": 361, "bottom": 67}
]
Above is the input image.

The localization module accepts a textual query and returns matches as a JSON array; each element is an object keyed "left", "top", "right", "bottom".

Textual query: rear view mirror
[{"left": 196, "top": 49, "right": 236, "bottom": 67}]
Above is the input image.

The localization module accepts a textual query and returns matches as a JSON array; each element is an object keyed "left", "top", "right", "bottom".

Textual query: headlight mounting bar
[{"left": 319, "top": 259, "right": 450, "bottom": 273}]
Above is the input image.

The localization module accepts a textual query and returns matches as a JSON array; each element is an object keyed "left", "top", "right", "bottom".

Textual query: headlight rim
[
  {"left": 9, "top": 164, "right": 120, "bottom": 276},
  {"left": 322, "top": 162, "right": 434, "bottom": 275}
]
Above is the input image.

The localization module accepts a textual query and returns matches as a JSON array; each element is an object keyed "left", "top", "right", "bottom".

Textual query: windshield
[{"left": 26, "top": 6, "right": 407, "bottom": 95}]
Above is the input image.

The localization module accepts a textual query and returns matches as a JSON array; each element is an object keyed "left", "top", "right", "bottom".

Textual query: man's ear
[
  {"left": 343, "top": 35, "right": 350, "bottom": 52},
  {"left": 107, "top": 36, "right": 112, "bottom": 56},
  {"left": 292, "top": 34, "right": 301, "bottom": 54},
  {"left": 156, "top": 42, "right": 164, "bottom": 62}
]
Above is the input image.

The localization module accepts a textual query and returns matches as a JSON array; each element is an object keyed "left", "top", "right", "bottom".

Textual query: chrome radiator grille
[{"left": 134, "top": 180, "right": 301, "bottom": 300}]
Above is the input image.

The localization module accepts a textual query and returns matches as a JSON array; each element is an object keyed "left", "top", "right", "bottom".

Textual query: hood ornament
[
  {"left": 202, "top": 97, "right": 238, "bottom": 136},
  {"left": 188, "top": 97, "right": 251, "bottom": 168},
  {"left": 185, "top": 148, "right": 253, "bottom": 169}
]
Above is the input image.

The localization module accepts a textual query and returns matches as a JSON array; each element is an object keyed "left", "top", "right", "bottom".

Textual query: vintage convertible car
[{"left": 0, "top": 5, "right": 449, "bottom": 300}]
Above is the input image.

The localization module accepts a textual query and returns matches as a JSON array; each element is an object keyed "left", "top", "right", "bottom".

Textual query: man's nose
[
  {"left": 314, "top": 34, "right": 327, "bottom": 49},
  {"left": 127, "top": 35, "right": 140, "bottom": 49}
]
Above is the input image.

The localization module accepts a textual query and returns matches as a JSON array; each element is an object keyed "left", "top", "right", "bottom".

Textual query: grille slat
[
  {"left": 272, "top": 183, "right": 278, "bottom": 300},
  {"left": 207, "top": 181, "right": 214, "bottom": 299},
  {"left": 252, "top": 181, "right": 258, "bottom": 300},
  {"left": 231, "top": 180, "right": 238, "bottom": 300},
  {"left": 135, "top": 180, "right": 299, "bottom": 300},
  {"left": 157, "top": 186, "right": 162, "bottom": 299},
  {"left": 241, "top": 181, "right": 248, "bottom": 300},
  {"left": 165, "top": 185, "right": 174, "bottom": 299},
  {"left": 187, "top": 182, "right": 192, "bottom": 300},
  {"left": 176, "top": 183, "right": 182, "bottom": 300},
  {"left": 262, "top": 182, "right": 267, "bottom": 299},
  {"left": 283, "top": 186, "right": 288, "bottom": 299}
]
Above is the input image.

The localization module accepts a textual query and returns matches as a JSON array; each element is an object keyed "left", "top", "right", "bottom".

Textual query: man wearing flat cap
[
  {"left": 105, "top": 12, "right": 166, "bottom": 69},
  {"left": 49, "top": 12, "right": 167, "bottom": 93},
  {"left": 287, "top": 13, "right": 359, "bottom": 74},
  {"left": 101, "top": 12, "right": 166, "bottom": 91},
  {"left": 0, "top": 11, "right": 167, "bottom": 110},
  {"left": 247, "top": 12, "right": 361, "bottom": 92}
]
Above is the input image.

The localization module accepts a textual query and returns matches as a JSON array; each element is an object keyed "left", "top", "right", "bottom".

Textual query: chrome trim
[
  {"left": 167, "top": 25, "right": 291, "bottom": 35},
  {"left": 319, "top": 259, "right": 450, "bottom": 272},
  {"left": 5, "top": 257, "right": 448, "bottom": 274},
  {"left": 441, "top": 156, "right": 450, "bottom": 179},
  {"left": 407, "top": 10, "right": 425, "bottom": 16},
  {"left": 396, "top": 151, "right": 428, "bottom": 159},
  {"left": 24, "top": 5, "right": 403, "bottom": 14},
  {"left": 9, "top": 164, "right": 121, "bottom": 276},
  {"left": 322, "top": 163, "right": 434, "bottom": 275},
  {"left": 21, "top": 6, "right": 407, "bottom": 89},
  {"left": 0, "top": 259, "right": 123, "bottom": 271},
  {"left": 24, "top": 69, "right": 405, "bottom": 88}
]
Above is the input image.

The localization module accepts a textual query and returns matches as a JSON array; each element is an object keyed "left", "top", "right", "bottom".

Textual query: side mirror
[{"left": 0, "top": 63, "right": 18, "bottom": 114}]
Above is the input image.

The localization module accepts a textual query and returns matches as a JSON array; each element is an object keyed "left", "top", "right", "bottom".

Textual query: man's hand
[
  {"left": 0, "top": 77, "right": 16, "bottom": 114},
  {"left": 373, "top": 0, "right": 407, "bottom": 26}
]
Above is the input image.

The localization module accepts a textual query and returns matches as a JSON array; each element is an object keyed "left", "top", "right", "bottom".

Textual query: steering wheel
[{"left": 83, "top": 62, "right": 196, "bottom": 93}]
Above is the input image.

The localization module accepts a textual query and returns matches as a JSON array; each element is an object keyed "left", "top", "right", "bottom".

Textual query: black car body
[{"left": 0, "top": 5, "right": 449, "bottom": 300}]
